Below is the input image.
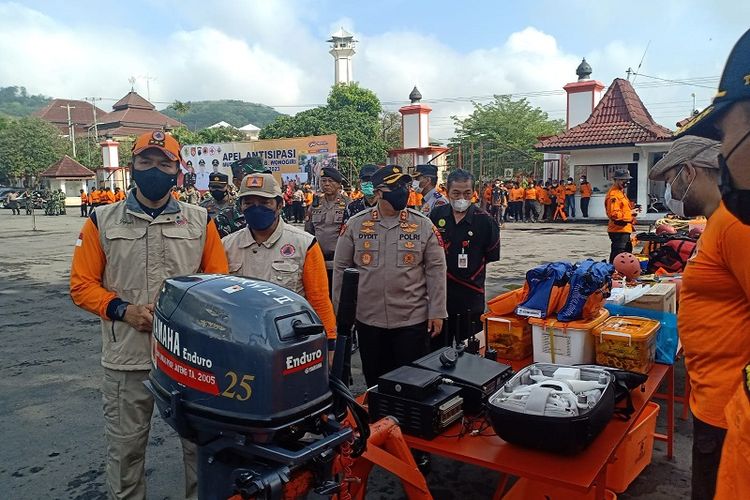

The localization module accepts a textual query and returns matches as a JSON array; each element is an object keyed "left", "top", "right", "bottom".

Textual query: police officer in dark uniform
[
  {"left": 415, "top": 164, "right": 448, "bottom": 216},
  {"left": 343, "top": 164, "right": 378, "bottom": 224},
  {"left": 199, "top": 172, "right": 234, "bottom": 218},
  {"left": 215, "top": 156, "right": 270, "bottom": 237},
  {"left": 305, "top": 166, "right": 349, "bottom": 287},
  {"left": 430, "top": 168, "right": 500, "bottom": 349}
]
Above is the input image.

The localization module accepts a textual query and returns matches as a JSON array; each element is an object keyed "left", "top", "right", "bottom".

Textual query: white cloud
[{"left": 0, "top": 1, "right": 725, "bottom": 140}]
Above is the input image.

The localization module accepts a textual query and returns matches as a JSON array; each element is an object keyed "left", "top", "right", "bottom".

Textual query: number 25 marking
[{"left": 222, "top": 371, "right": 255, "bottom": 401}]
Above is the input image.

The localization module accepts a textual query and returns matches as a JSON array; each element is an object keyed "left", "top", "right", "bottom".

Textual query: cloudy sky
[{"left": 1, "top": 0, "right": 748, "bottom": 140}]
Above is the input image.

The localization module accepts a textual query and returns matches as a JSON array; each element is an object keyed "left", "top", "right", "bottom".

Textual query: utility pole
[
  {"left": 140, "top": 74, "right": 157, "bottom": 102},
  {"left": 61, "top": 104, "right": 76, "bottom": 157},
  {"left": 84, "top": 97, "right": 102, "bottom": 138}
]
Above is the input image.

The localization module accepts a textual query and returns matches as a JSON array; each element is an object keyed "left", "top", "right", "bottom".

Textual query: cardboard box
[{"left": 627, "top": 283, "right": 676, "bottom": 313}]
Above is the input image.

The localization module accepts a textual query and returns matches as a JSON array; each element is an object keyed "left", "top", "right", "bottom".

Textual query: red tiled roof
[
  {"left": 33, "top": 98, "right": 108, "bottom": 135},
  {"left": 536, "top": 78, "right": 673, "bottom": 151},
  {"left": 98, "top": 91, "right": 182, "bottom": 137},
  {"left": 39, "top": 155, "right": 95, "bottom": 178},
  {"left": 112, "top": 91, "right": 155, "bottom": 111}
]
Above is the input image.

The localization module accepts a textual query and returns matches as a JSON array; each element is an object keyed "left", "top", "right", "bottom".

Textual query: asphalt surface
[{"left": 0, "top": 210, "right": 691, "bottom": 499}]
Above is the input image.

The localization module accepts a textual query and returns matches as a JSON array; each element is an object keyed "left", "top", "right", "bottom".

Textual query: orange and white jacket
[{"left": 70, "top": 192, "right": 228, "bottom": 370}]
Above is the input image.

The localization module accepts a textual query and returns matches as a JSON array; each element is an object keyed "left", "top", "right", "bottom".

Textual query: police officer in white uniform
[{"left": 415, "top": 164, "right": 448, "bottom": 216}]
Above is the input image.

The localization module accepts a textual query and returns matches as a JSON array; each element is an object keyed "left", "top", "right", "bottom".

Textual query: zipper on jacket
[{"left": 111, "top": 321, "right": 117, "bottom": 342}]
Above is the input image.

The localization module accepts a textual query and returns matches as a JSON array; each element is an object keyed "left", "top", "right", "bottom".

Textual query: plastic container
[
  {"left": 481, "top": 313, "right": 532, "bottom": 360},
  {"left": 607, "top": 401, "right": 660, "bottom": 493},
  {"left": 529, "top": 309, "right": 610, "bottom": 365},
  {"left": 593, "top": 316, "right": 661, "bottom": 374},
  {"left": 502, "top": 477, "right": 617, "bottom": 500}
]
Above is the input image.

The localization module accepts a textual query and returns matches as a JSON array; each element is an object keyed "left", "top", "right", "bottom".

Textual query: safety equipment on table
[
  {"left": 487, "top": 363, "right": 615, "bottom": 454},
  {"left": 648, "top": 239, "right": 696, "bottom": 273},
  {"left": 688, "top": 226, "right": 704, "bottom": 239},
  {"left": 516, "top": 262, "right": 572, "bottom": 319},
  {"left": 557, "top": 260, "right": 614, "bottom": 322},
  {"left": 613, "top": 252, "right": 642, "bottom": 280},
  {"left": 655, "top": 223, "right": 677, "bottom": 236}
]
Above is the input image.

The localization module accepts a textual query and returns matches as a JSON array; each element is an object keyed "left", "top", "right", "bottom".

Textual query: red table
[{"left": 398, "top": 363, "right": 673, "bottom": 499}]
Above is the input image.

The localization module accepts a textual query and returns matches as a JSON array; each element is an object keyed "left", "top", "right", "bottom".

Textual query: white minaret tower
[{"left": 328, "top": 27, "right": 356, "bottom": 85}]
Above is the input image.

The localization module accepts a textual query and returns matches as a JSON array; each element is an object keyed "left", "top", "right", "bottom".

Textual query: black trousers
[
  {"left": 608, "top": 232, "right": 633, "bottom": 262},
  {"left": 80, "top": 204, "right": 87, "bottom": 217},
  {"left": 580, "top": 197, "right": 590, "bottom": 218},
  {"left": 524, "top": 201, "right": 539, "bottom": 221},
  {"left": 292, "top": 201, "right": 304, "bottom": 223},
  {"left": 357, "top": 321, "right": 429, "bottom": 388},
  {"left": 691, "top": 415, "right": 727, "bottom": 500}
]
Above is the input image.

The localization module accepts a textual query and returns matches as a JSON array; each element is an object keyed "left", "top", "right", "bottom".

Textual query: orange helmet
[{"left": 613, "top": 252, "right": 642, "bottom": 280}]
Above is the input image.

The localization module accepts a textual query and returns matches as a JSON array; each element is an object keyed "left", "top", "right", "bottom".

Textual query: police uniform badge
[
  {"left": 363, "top": 241, "right": 372, "bottom": 249},
  {"left": 361, "top": 252, "right": 372, "bottom": 265},
  {"left": 404, "top": 241, "right": 415, "bottom": 249},
  {"left": 403, "top": 253, "right": 415, "bottom": 265}
]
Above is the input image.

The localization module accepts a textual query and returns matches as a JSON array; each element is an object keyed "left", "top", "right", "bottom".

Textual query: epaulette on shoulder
[{"left": 406, "top": 207, "right": 430, "bottom": 219}]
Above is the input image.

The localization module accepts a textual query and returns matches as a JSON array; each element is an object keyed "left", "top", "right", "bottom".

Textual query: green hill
[
  {"left": 161, "top": 100, "right": 283, "bottom": 130},
  {"left": 0, "top": 86, "right": 51, "bottom": 117}
]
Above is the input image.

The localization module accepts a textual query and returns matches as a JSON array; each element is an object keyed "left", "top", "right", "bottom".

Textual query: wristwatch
[{"left": 114, "top": 302, "right": 130, "bottom": 321}]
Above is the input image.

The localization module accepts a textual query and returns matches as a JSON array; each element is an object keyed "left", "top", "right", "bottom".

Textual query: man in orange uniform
[
  {"left": 523, "top": 181, "right": 539, "bottom": 222},
  {"left": 509, "top": 182, "right": 524, "bottom": 222},
  {"left": 552, "top": 180, "right": 567, "bottom": 221},
  {"left": 537, "top": 181, "right": 552, "bottom": 221},
  {"left": 89, "top": 186, "right": 101, "bottom": 213},
  {"left": 579, "top": 175, "right": 593, "bottom": 218},
  {"left": 604, "top": 169, "right": 636, "bottom": 262},
  {"left": 670, "top": 28, "right": 750, "bottom": 500},
  {"left": 564, "top": 177, "right": 577, "bottom": 218},
  {"left": 114, "top": 186, "right": 126, "bottom": 202},
  {"left": 79, "top": 189, "right": 88, "bottom": 217},
  {"left": 70, "top": 130, "right": 229, "bottom": 499}
]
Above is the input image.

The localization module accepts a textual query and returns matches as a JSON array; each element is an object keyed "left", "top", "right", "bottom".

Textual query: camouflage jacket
[
  {"left": 200, "top": 193, "right": 235, "bottom": 219},
  {"left": 214, "top": 202, "right": 245, "bottom": 238}
]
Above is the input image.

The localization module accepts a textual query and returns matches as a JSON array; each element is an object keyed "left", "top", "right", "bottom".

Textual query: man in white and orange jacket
[
  {"left": 70, "top": 130, "right": 228, "bottom": 499},
  {"left": 604, "top": 169, "right": 638, "bottom": 262}
]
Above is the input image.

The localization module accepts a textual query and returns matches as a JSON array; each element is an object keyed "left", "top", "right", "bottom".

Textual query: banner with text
[{"left": 181, "top": 134, "right": 337, "bottom": 190}]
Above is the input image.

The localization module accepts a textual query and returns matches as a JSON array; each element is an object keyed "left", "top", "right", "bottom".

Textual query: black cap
[
  {"left": 613, "top": 169, "right": 633, "bottom": 180},
  {"left": 415, "top": 164, "right": 438, "bottom": 177},
  {"left": 208, "top": 172, "right": 229, "bottom": 186},
  {"left": 371, "top": 164, "right": 412, "bottom": 188},
  {"left": 676, "top": 28, "right": 750, "bottom": 139},
  {"left": 321, "top": 167, "right": 343, "bottom": 183},
  {"left": 198, "top": 159, "right": 206, "bottom": 166},
  {"left": 359, "top": 164, "right": 378, "bottom": 180},
  {"left": 212, "top": 159, "right": 219, "bottom": 167}
]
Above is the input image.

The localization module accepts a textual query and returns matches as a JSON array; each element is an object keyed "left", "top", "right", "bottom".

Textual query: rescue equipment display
[
  {"left": 487, "top": 364, "right": 615, "bottom": 454},
  {"left": 593, "top": 316, "right": 661, "bottom": 374},
  {"left": 146, "top": 273, "right": 367, "bottom": 499}
]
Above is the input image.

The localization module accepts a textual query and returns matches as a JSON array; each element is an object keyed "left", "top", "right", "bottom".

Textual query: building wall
[
  {"left": 568, "top": 92, "right": 593, "bottom": 128},
  {"left": 403, "top": 114, "right": 419, "bottom": 149},
  {"left": 46, "top": 178, "right": 90, "bottom": 206}
]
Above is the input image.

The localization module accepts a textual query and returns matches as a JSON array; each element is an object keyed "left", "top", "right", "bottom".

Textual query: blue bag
[
  {"left": 558, "top": 260, "right": 614, "bottom": 322},
  {"left": 604, "top": 304, "right": 679, "bottom": 365},
  {"left": 516, "top": 262, "right": 572, "bottom": 319}
]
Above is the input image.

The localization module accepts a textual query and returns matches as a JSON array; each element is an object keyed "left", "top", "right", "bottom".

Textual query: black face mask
[
  {"left": 210, "top": 189, "right": 227, "bottom": 202},
  {"left": 381, "top": 185, "right": 409, "bottom": 211},
  {"left": 132, "top": 167, "right": 177, "bottom": 202},
  {"left": 719, "top": 128, "right": 750, "bottom": 224}
]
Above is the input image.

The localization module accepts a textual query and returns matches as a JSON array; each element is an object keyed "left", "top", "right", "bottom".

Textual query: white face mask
[
  {"left": 664, "top": 167, "right": 695, "bottom": 218},
  {"left": 411, "top": 179, "right": 422, "bottom": 193},
  {"left": 451, "top": 198, "right": 471, "bottom": 212}
]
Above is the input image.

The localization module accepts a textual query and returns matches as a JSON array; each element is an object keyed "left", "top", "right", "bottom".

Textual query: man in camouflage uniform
[
  {"left": 215, "top": 156, "right": 270, "bottom": 238},
  {"left": 199, "top": 172, "right": 234, "bottom": 218}
]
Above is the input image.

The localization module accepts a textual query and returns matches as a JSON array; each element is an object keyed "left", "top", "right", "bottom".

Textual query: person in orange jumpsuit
[
  {"left": 604, "top": 169, "right": 637, "bottom": 262},
  {"left": 523, "top": 181, "right": 539, "bottom": 221},
  {"left": 113, "top": 186, "right": 126, "bottom": 202},
  {"left": 564, "top": 177, "right": 577, "bottom": 218},
  {"left": 79, "top": 189, "right": 88, "bottom": 217},
  {"left": 537, "top": 181, "right": 552, "bottom": 221}
]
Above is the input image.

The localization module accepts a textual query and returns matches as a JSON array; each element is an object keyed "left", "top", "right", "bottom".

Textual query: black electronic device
[
  {"left": 368, "top": 384, "right": 464, "bottom": 439},
  {"left": 377, "top": 365, "right": 442, "bottom": 401},
  {"left": 412, "top": 348, "right": 513, "bottom": 414}
]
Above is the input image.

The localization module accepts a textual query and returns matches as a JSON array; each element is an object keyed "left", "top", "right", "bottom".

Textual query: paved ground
[{"left": 0, "top": 210, "right": 690, "bottom": 499}]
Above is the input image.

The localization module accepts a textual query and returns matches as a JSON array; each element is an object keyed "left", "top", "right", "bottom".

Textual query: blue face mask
[
  {"left": 243, "top": 204, "right": 277, "bottom": 231},
  {"left": 361, "top": 181, "right": 374, "bottom": 197}
]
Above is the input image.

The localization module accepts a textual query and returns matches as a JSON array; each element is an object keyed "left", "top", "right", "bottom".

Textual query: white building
[
  {"left": 328, "top": 28, "right": 356, "bottom": 85},
  {"left": 536, "top": 60, "right": 673, "bottom": 220},
  {"left": 239, "top": 123, "right": 260, "bottom": 141},
  {"left": 208, "top": 121, "right": 235, "bottom": 129},
  {"left": 39, "top": 155, "right": 95, "bottom": 206}
]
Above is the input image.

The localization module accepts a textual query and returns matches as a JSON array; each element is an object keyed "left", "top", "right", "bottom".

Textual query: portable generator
[{"left": 145, "top": 273, "right": 367, "bottom": 499}]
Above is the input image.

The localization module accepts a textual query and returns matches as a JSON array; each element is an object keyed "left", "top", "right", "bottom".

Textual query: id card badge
[{"left": 458, "top": 253, "right": 468, "bottom": 269}]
